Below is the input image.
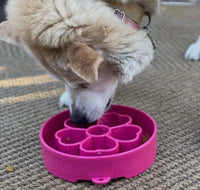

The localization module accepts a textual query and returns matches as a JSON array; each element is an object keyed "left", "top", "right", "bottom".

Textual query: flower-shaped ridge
[{"left": 54, "top": 112, "right": 143, "bottom": 156}]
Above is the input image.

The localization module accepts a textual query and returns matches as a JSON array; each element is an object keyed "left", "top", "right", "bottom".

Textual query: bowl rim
[{"left": 39, "top": 104, "right": 157, "bottom": 159}]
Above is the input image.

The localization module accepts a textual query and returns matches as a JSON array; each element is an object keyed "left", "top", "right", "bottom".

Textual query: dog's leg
[
  {"left": 185, "top": 36, "right": 200, "bottom": 61},
  {"left": 58, "top": 89, "right": 71, "bottom": 108}
]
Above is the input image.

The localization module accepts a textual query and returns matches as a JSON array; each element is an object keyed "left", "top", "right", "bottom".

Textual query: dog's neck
[
  {"left": 113, "top": 9, "right": 140, "bottom": 30},
  {"left": 105, "top": 1, "right": 144, "bottom": 24}
]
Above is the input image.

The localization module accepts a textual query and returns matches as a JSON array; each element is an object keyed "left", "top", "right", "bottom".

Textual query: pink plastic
[{"left": 40, "top": 105, "right": 157, "bottom": 184}]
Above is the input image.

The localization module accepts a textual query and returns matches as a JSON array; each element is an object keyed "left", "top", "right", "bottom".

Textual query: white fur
[
  {"left": 185, "top": 36, "right": 200, "bottom": 61},
  {"left": 69, "top": 71, "right": 118, "bottom": 123},
  {"left": 59, "top": 90, "right": 72, "bottom": 108},
  {"left": 59, "top": 70, "right": 118, "bottom": 122}
]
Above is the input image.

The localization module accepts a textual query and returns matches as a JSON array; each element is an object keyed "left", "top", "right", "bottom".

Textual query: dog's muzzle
[{"left": 70, "top": 109, "right": 88, "bottom": 125}]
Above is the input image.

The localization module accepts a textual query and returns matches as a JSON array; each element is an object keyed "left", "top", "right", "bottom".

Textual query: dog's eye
[{"left": 106, "top": 98, "right": 111, "bottom": 109}]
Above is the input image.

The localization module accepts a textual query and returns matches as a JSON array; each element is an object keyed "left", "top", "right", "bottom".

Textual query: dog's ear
[
  {"left": 0, "top": 21, "right": 22, "bottom": 46},
  {"left": 66, "top": 42, "right": 104, "bottom": 84}
]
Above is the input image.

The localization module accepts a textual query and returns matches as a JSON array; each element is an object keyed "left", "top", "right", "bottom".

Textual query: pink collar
[
  {"left": 114, "top": 9, "right": 156, "bottom": 49},
  {"left": 114, "top": 9, "right": 140, "bottom": 30}
]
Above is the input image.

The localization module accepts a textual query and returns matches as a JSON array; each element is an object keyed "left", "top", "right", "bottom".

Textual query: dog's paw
[
  {"left": 185, "top": 36, "right": 200, "bottom": 61},
  {"left": 58, "top": 91, "right": 71, "bottom": 108}
]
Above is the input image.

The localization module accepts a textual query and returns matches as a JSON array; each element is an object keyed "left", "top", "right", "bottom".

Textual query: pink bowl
[{"left": 39, "top": 105, "right": 157, "bottom": 185}]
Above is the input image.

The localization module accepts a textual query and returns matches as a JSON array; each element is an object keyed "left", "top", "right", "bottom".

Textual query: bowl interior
[{"left": 41, "top": 105, "right": 156, "bottom": 155}]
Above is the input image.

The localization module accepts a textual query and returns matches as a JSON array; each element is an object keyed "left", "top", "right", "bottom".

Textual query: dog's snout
[{"left": 70, "top": 110, "right": 88, "bottom": 125}]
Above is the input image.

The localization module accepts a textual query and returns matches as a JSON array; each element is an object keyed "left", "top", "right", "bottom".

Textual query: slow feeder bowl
[{"left": 40, "top": 105, "right": 157, "bottom": 185}]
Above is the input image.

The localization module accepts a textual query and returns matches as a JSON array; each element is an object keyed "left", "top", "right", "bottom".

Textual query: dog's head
[
  {"left": 0, "top": 20, "right": 118, "bottom": 124},
  {"left": 0, "top": 0, "right": 155, "bottom": 124}
]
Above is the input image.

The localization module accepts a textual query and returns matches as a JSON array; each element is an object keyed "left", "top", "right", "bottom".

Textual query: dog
[
  {"left": 0, "top": 0, "right": 159, "bottom": 125},
  {"left": 185, "top": 36, "right": 200, "bottom": 61}
]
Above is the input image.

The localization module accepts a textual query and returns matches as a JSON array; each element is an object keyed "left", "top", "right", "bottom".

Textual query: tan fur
[
  {"left": 66, "top": 42, "right": 104, "bottom": 83},
  {"left": 105, "top": 1, "right": 144, "bottom": 23},
  {"left": 2, "top": 0, "right": 156, "bottom": 84},
  {"left": 0, "top": 0, "right": 158, "bottom": 122},
  {"left": 105, "top": 0, "right": 160, "bottom": 16}
]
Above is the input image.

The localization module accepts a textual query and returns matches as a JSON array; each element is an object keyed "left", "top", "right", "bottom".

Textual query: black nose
[{"left": 70, "top": 110, "right": 88, "bottom": 125}]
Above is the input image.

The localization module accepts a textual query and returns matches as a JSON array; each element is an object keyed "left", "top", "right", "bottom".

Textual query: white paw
[
  {"left": 58, "top": 91, "right": 71, "bottom": 108},
  {"left": 185, "top": 36, "right": 200, "bottom": 61}
]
